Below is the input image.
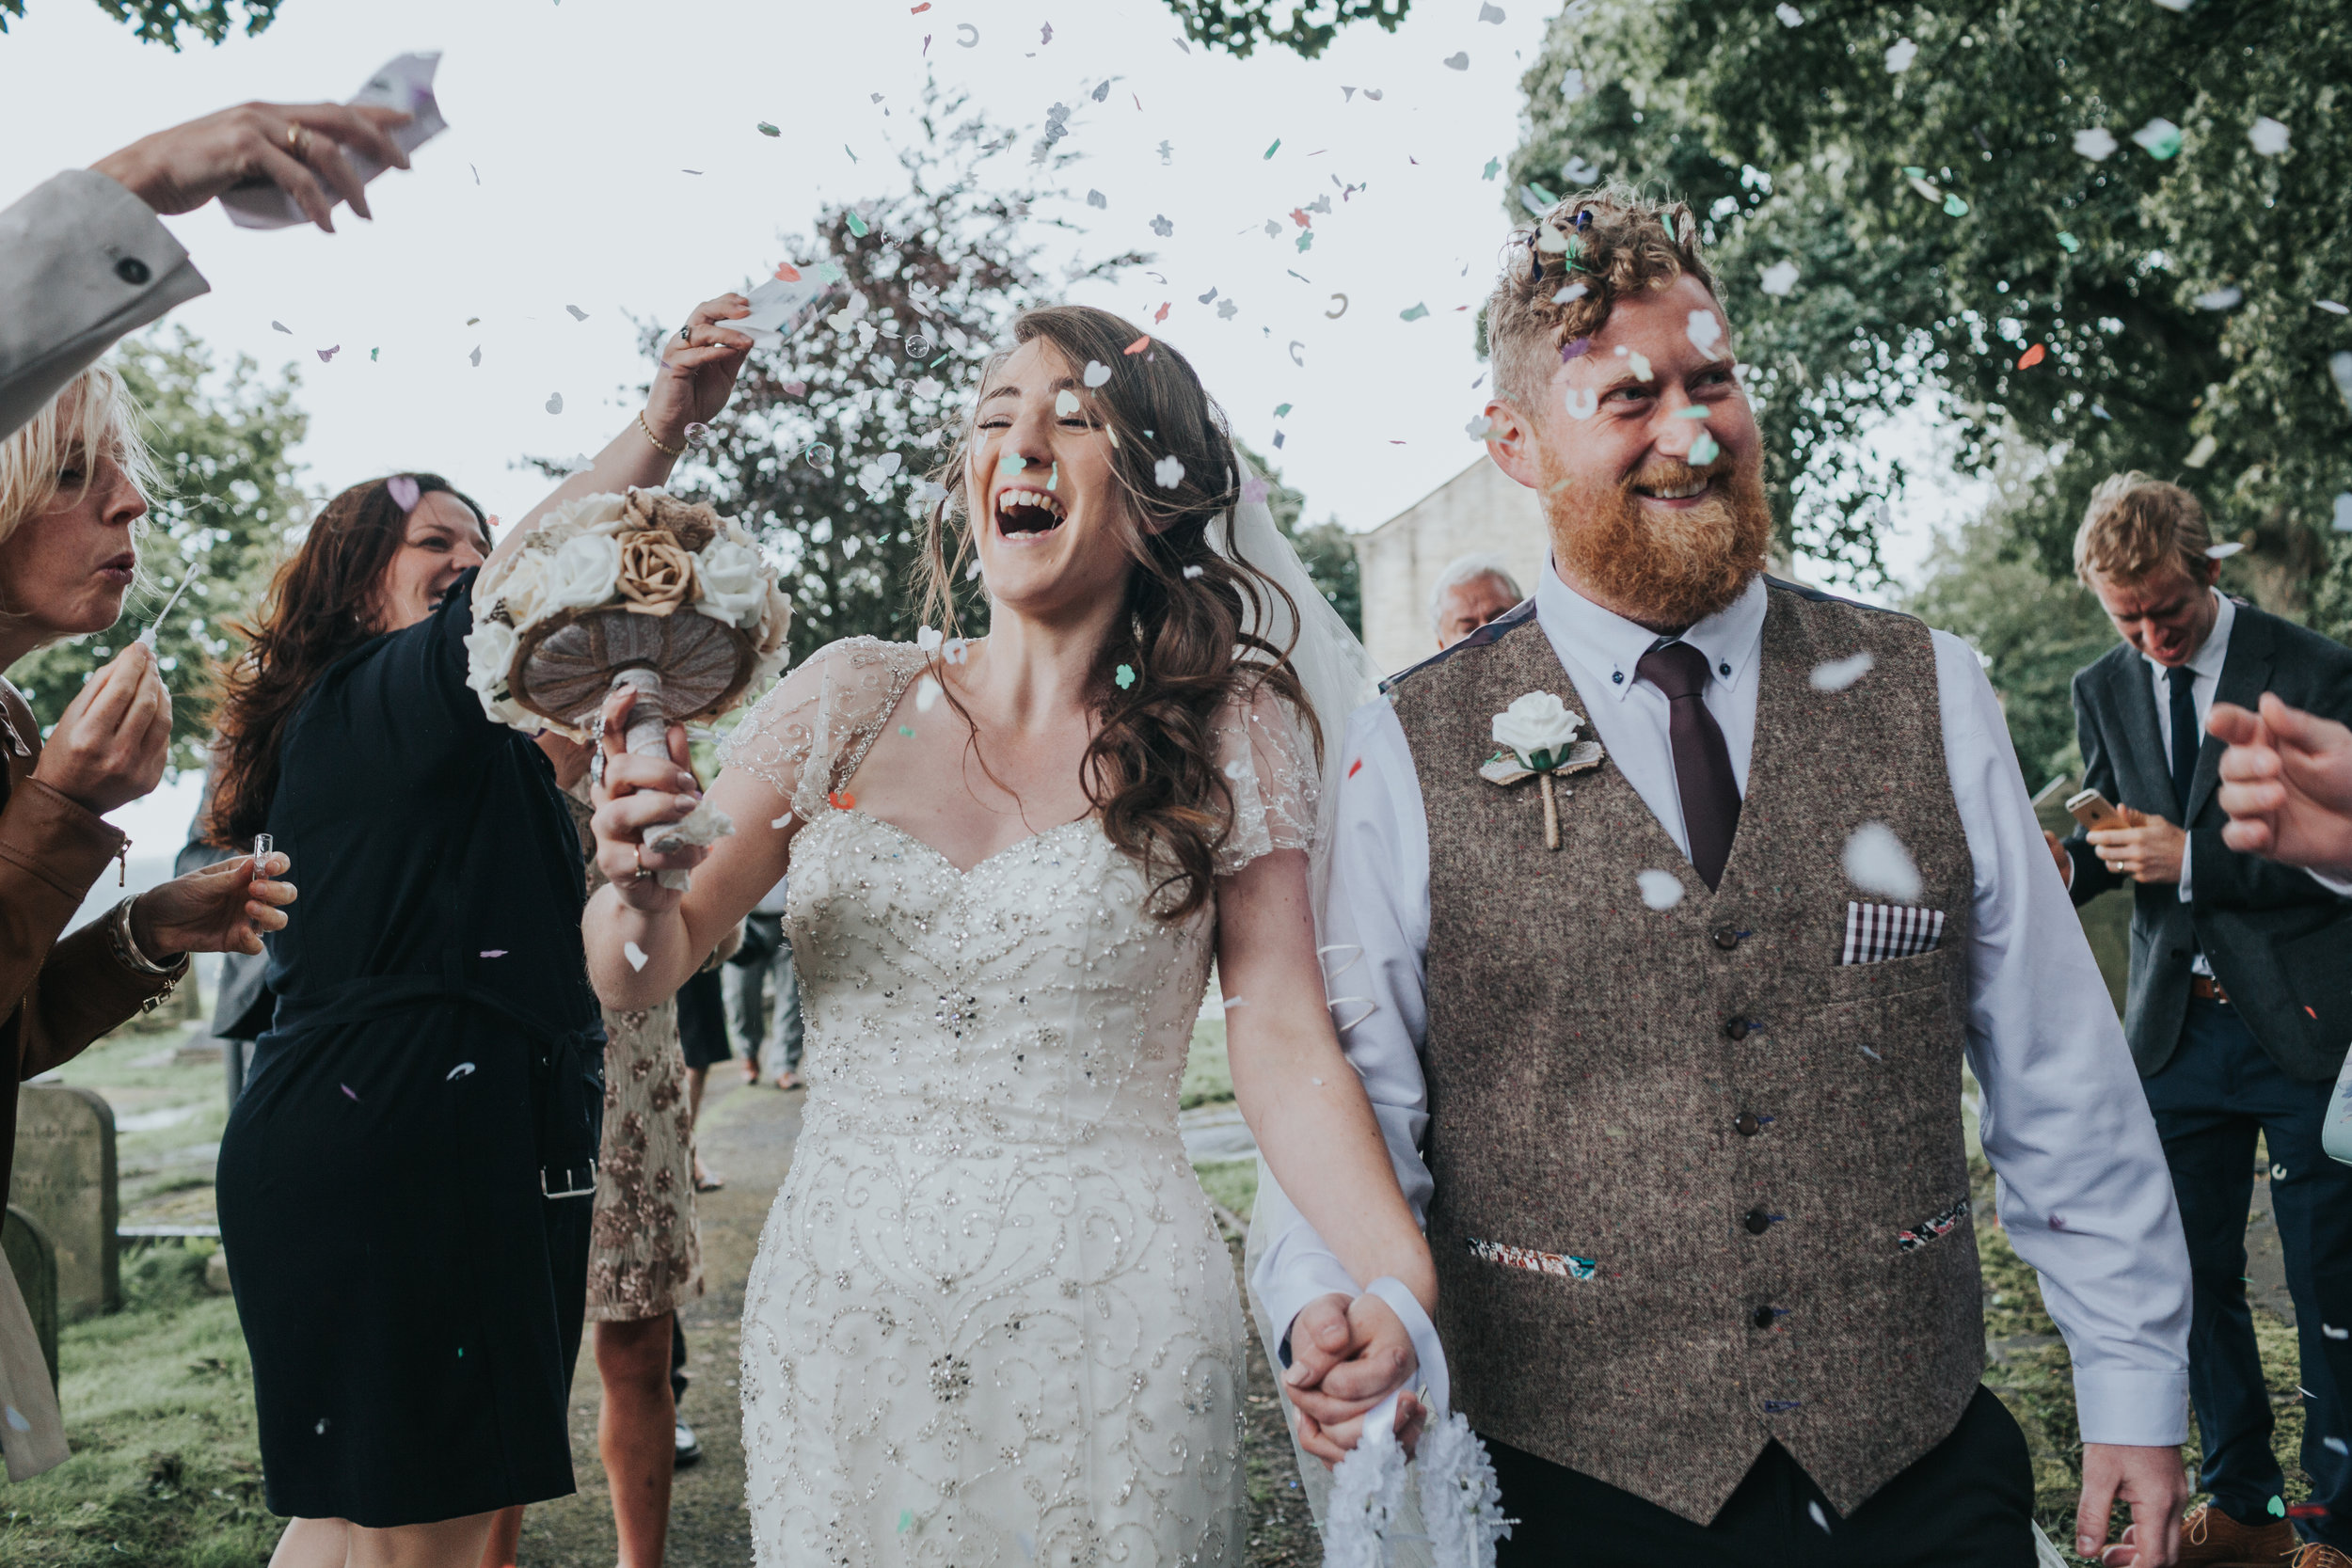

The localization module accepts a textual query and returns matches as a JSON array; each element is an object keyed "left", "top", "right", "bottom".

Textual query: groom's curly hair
[{"left": 917, "top": 305, "right": 1319, "bottom": 923}]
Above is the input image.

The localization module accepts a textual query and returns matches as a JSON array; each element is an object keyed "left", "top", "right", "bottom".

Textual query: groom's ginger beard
[{"left": 1540, "top": 444, "right": 1772, "bottom": 632}]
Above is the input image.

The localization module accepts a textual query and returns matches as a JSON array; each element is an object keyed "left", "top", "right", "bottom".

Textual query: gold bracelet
[
  {"left": 107, "top": 896, "right": 188, "bottom": 1013},
  {"left": 636, "top": 410, "right": 685, "bottom": 458}
]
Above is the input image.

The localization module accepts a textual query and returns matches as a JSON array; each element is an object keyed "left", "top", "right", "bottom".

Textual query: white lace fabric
[{"left": 720, "top": 638, "right": 1317, "bottom": 1566}]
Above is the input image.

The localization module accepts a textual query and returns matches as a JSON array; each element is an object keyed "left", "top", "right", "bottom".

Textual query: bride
[{"left": 581, "top": 304, "right": 1438, "bottom": 1564}]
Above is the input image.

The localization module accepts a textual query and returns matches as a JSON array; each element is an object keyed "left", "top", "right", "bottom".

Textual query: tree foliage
[
  {"left": 576, "top": 87, "right": 1148, "bottom": 667},
  {"left": 1241, "top": 441, "right": 1362, "bottom": 637},
  {"left": 1158, "top": 0, "right": 1410, "bottom": 59},
  {"left": 0, "top": 0, "right": 282, "bottom": 47},
  {"left": 10, "top": 327, "right": 313, "bottom": 772},
  {"left": 1513, "top": 0, "right": 2352, "bottom": 624}
]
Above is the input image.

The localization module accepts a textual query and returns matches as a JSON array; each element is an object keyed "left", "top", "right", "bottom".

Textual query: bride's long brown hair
[{"left": 916, "top": 306, "right": 1318, "bottom": 923}]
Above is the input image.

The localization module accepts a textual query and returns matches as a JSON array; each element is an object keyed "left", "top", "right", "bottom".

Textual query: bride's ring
[{"left": 632, "top": 843, "right": 653, "bottom": 882}]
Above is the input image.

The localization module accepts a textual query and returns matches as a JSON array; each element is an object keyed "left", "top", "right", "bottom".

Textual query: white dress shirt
[
  {"left": 2145, "top": 593, "right": 2233, "bottom": 962},
  {"left": 1260, "top": 566, "right": 2192, "bottom": 1449}
]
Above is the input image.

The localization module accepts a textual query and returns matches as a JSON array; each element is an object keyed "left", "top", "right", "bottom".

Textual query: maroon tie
[{"left": 1635, "top": 641, "right": 1740, "bottom": 890}]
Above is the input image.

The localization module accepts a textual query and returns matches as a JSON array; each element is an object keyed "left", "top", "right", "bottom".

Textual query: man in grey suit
[
  {"left": 2, "top": 100, "right": 413, "bottom": 440},
  {"left": 2056, "top": 472, "right": 2352, "bottom": 1568}
]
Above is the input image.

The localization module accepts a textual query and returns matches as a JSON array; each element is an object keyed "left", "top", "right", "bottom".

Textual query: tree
[
  {"left": 8, "top": 327, "right": 314, "bottom": 772},
  {"left": 581, "top": 85, "right": 1144, "bottom": 667},
  {"left": 1510, "top": 0, "right": 2352, "bottom": 625},
  {"left": 1158, "top": 0, "right": 1410, "bottom": 59},
  {"left": 0, "top": 0, "right": 283, "bottom": 47},
  {"left": 1239, "top": 441, "right": 1361, "bottom": 637}
]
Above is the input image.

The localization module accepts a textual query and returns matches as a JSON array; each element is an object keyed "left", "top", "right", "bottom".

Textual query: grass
[
  {"left": 0, "top": 1242, "right": 277, "bottom": 1567},
  {"left": 1196, "top": 1159, "right": 1259, "bottom": 1224},
  {"left": 1182, "top": 1018, "right": 1232, "bottom": 1109},
  {"left": 31, "top": 1019, "right": 229, "bottom": 1228}
]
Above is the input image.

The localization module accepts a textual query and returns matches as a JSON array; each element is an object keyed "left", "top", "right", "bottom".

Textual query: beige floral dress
[{"left": 568, "top": 795, "right": 702, "bottom": 1322}]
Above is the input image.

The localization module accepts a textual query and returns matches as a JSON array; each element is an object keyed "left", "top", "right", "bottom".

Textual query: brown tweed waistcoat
[{"left": 1389, "top": 580, "right": 1981, "bottom": 1524}]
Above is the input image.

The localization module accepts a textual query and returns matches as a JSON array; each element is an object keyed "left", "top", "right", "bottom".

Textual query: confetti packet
[{"left": 223, "top": 53, "right": 450, "bottom": 230}]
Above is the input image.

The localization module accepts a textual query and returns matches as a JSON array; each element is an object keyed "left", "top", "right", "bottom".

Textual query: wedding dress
[{"left": 721, "top": 636, "right": 1323, "bottom": 1567}]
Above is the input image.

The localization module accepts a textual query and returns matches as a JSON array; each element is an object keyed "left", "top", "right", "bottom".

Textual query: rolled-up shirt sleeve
[
  {"left": 1250, "top": 696, "right": 1437, "bottom": 1352},
  {"left": 1933, "top": 629, "right": 2192, "bottom": 1446}
]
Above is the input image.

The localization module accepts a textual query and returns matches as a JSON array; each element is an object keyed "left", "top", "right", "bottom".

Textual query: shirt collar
[
  {"left": 1535, "top": 563, "right": 1769, "bottom": 703},
  {"left": 2139, "top": 589, "right": 2234, "bottom": 683}
]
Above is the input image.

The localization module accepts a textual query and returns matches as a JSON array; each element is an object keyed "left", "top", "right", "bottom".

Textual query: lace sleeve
[
  {"left": 1212, "top": 682, "right": 1323, "bottom": 877},
  {"left": 716, "top": 638, "right": 922, "bottom": 825}
]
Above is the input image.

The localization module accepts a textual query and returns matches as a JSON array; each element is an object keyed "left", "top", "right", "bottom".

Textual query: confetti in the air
[
  {"left": 388, "top": 474, "right": 421, "bottom": 512},
  {"left": 317, "top": 345, "right": 340, "bottom": 362},
  {"left": 1843, "top": 821, "right": 1922, "bottom": 902},
  {"left": 1688, "top": 432, "right": 1720, "bottom": 465},
  {"left": 2206, "top": 542, "right": 2245, "bottom": 560},
  {"left": 2185, "top": 433, "right": 2218, "bottom": 468},
  {"left": 1686, "top": 310, "right": 1724, "bottom": 357},
  {"left": 342, "top": 1084, "right": 359, "bottom": 1101},
  {"left": 2333, "top": 494, "right": 2352, "bottom": 533},
  {"left": 2327, "top": 1323, "right": 2350, "bottom": 1340},
  {"left": 1443, "top": 52, "right": 1470, "bottom": 70},
  {"left": 1083, "top": 359, "right": 1112, "bottom": 388},
  {"left": 1151, "top": 214, "right": 1173, "bottom": 238},
  {"left": 1883, "top": 38, "right": 1916, "bottom": 71},
  {"left": 957, "top": 23, "right": 977, "bottom": 45},
  {"left": 915, "top": 675, "right": 944, "bottom": 713},
  {"left": 2331, "top": 1437, "right": 2351, "bottom": 1456},
  {"left": 1466, "top": 415, "right": 1494, "bottom": 440},
  {"left": 446, "top": 1062, "right": 476, "bottom": 1081},
  {"left": 1809, "top": 1501, "right": 1831, "bottom": 1532},
  {"left": 469, "top": 346, "right": 482, "bottom": 367},
  {"left": 546, "top": 392, "right": 564, "bottom": 415},
  {"left": 2320, "top": 300, "right": 2349, "bottom": 316},
  {"left": 2017, "top": 343, "right": 2046, "bottom": 369},
  {"left": 1400, "top": 302, "right": 1430, "bottom": 322},
  {"left": 5, "top": 1404, "right": 30, "bottom": 1433},
  {"left": 1054, "top": 388, "right": 1082, "bottom": 417},
  {"left": 271, "top": 320, "right": 292, "bottom": 334},
  {"left": 1479, "top": 1, "right": 1505, "bottom": 19},
  {"left": 1087, "top": 189, "right": 1106, "bottom": 209},
  {"left": 565, "top": 305, "right": 588, "bottom": 321},
  {"left": 624, "top": 942, "right": 649, "bottom": 973},
  {"left": 757, "top": 122, "right": 780, "bottom": 136},
  {"left": 1775, "top": 2, "right": 1804, "bottom": 23},
  {"left": 1184, "top": 564, "right": 1205, "bottom": 578},
  {"left": 1154, "top": 454, "right": 1186, "bottom": 488},
  {"left": 1263, "top": 137, "right": 1281, "bottom": 159},
  {"left": 2249, "top": 117, "right": 2291, "bottom": 156},
  {"left": 1115, "top": 664, "right": 1136, "bottom": 689},
  {"left": 2134, "top": 118, "right": 2183, "bottom": 159},
  {"left": 2073, "top": 127, "right": 2119, "bottom": 161},
  {"left": 2195, "top": 286, "right": 2244, "bottom": 311},
  {"left": 1636, "top": 870, "right": 1686, "bottom": 910},
  {"left": 1625, "top": 349, "right": 1653, "bottom": 381},
  {"left": 1808, "top": 652, "right": 1875, "bottom": 692},
  {"left": 2332, "top": 353, "right": 2352, "bottom": 414},
  {"left": 1758, "top": 260, "right": 1800, "bottom": 296},
  {"left": 1554, "top": 282, "right": 1591, "bottom": 306}
]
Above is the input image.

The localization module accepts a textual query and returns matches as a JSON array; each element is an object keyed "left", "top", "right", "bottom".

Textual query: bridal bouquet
[{"left": 465, "top": 487, "right": 791, "bottom": 737}]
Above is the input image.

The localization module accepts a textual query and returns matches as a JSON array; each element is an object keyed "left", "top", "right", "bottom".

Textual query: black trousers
[
  {"left": 1492, "top": 1386, "right": 2036, "bottom": 1567},
  {"left": 2144, "top": 997, "right": 2352, "bottom": 1547}
]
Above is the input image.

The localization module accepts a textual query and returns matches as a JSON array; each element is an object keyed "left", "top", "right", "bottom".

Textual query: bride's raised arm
[{"left": 580, "top": 643, "right": 833, "bottom": 1009}]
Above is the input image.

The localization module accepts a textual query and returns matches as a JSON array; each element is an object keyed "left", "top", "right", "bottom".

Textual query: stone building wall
[{"left": 1354, "top": 455, "right": 1550, "bottom": 678}]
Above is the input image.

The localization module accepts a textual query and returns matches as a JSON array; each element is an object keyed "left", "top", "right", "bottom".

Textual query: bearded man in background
[{"left": 1253, "top": 187, "right": 2198, "bottom": 1566}]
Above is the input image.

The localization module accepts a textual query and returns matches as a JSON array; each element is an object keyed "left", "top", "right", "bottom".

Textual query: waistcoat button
[
  {"left": 1734, "top": 1113, "right": 1761, "bottom": 1136},
  {"left": 1723, "top": 1015, "right": 1753, "bottom": 1040},
  {"left": 1711, "top": 927, "right": 1741, "bottom": 951},
  {"left": 1751, "top": 1304, "right": 1775, "bottom": 1329},
  {"left": 1743, "top": 1208, "right": 1772, "bottom": 1235}
]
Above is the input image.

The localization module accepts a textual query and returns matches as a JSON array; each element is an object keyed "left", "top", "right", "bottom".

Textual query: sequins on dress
[{"left": 719, "top": 638, "right": 1318, "bottom": 1568}]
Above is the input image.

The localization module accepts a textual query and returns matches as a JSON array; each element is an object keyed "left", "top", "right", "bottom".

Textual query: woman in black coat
[{"left": 209, "top": 291, "right": 749, "bottom": 1567}]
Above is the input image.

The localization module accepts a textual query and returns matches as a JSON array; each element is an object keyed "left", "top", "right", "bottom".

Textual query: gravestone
[
  {"left": 9, "top": 1085, "right": 119, "bottom": 1321},
  {"left": 1, "top": 1207, "right": 58, "bottom": 1392}
]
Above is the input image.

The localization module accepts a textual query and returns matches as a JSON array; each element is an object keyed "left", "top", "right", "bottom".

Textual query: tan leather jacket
[{"left": 1, "top": 676, "right": 173, "bottom": 1211}]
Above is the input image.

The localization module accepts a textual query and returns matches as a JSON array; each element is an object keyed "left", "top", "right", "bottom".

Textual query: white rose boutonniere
[
  {"left": 1483, "top": 689, "right": 1606, "bottom": 850},
  {"left": 543, "top": 531, "right": 623, "bottom": 613}
]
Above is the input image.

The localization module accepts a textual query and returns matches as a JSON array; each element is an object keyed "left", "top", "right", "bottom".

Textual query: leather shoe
[
  {"left": 675, "top": 1419, "right": 703, "bottom": 1469},
  {"left": 2159, "top": 1503, "right": 2296, "bottom": 1566},
  {"left": 2289, "top": 1546, "right": 2352, "bottom": 1568}
]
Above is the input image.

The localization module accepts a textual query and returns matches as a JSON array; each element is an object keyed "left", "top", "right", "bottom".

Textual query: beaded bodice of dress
[{"left": 721, "top": 639, "right": 1315, "bottom": 1566}]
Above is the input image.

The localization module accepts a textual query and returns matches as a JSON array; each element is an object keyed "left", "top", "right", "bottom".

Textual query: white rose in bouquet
[
  {"left": 1492, "top": 690, "right": 1584, "bottom": 770},
  {"left": 544, "top": 531, "right": 623, "bottom": 613},
  {"left": 557, "top": 492, "right": 632, "bottom": 536},
  {"left": 464, "top": 617, "right": 517, "bottom": 694},
  {"left": 694, "top": 537, "right": 767, "bottom": 628}
]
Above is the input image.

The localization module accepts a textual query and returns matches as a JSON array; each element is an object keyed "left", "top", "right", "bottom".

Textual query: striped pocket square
[{"left": 1841, "top": 901, "right": 1946, "bottom": 965}]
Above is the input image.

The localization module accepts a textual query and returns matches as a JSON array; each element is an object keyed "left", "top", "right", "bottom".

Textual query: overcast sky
[{"left": 4, "top": 0, "right": 1973, "bottom": 865}]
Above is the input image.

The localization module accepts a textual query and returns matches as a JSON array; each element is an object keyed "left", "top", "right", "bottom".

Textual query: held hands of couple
[
  {"left": 91, "top": 101, "right": 415, "bottom": 232},
  {"left": 588, "top": 683, "right": 707, "bottom": 912},
  {"left": 1282, "top": 1291, "right": 1425, "bottom": 1466},
  {"left": 135, "top": 851, "right": 297, "bottom": 958},
  {"left": 2210, "top": 693, "right": 2352, "bottom": 879}
]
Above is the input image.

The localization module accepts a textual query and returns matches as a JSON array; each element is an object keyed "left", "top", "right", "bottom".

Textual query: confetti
[
  {"left": 565, "top": 305, "right": 588, "bottom": 321},
  {"left": 846, "top": 212, "right": 870, "bottom": 238},
  {"left": 1883, "top": 38, "right": 1916, "bottom": 71},
  {"left": 1757, "top": 260, "right": 1799, "bottom": 296},
  {"left": 271, "top": 320, "right": 292, "bottom": 334},
  {"left": 1040, "top": 21, "right": 1052, "bottom": 42},
  {"left": 1263, "top": 137, "right": 1281, "bottom": 159},
  {"left": 2332, "top": 353, "right": 2352, "bottom": 414},
  {"left": 1518, "top": 182, "right": 1557, "bottom": 215},
  {"left": 1859, "top": 1045, "right": 1883, "bottom": 1062},
  {"left": 1288, "top": 341, "right": 1305, "bottom": 366},
  {"left": 771, "top": 815, "right": 792, "bottom": 829},
  {"left": 342, "top": 1084, "right": 359, "bottom": 1101},
  {"left": 1688, "top": 432, "right": 1720, "bottom": 465},
  {"left": 2206, "top": 541, "right": 2244, "bottom": 560},
  {"left": 956, "top": 23, "right": 977, "bottom": 45},
  {"left": 2271, "top": 1498, "right": 2288, "bottom": 1519},
  {"left": 2058, "top": 232, "right": 2081, "bottom": 253},
  {"left": 1399, "top": 303, "right": 1430, "bottom": 322},
  {"left": 1123, "top": 334, "right": 1152, "bottom": 355},
  {"left": 1686, "top": 309, "right": 1724, "bottom": 357},
  {"left": 2334, "top": 494, "right": 2352, "bottom": 532},
  {"left": 2016, "top": 343, "right": 2046, "bottom": 369},
  {"left": 1636, "top": 870, "right": 1685, "bottom": 910},
  {"left": 546, "top": 392, "right": 564, "bottom": 414},
  {"left": 469, "top": 346, "right": 482, "bottom": 367},
  {"left": 2133, "top": 118, "right": 2183, "bottom": 160},
  {"left": 2185, "top": 434, "right": 2218, "bottom": 468},
  {"left": 1152, "top": 300, "right": 1171, "bottom": 323},
  {"left": 1808, "top": 652, "right": 1875, "bottom": 691},
  {"left": 1087, "top": 189, "right": 1106, "bottom": 209},
  {"left": 1052, "top": 388, "right": 1083, "bottom": 418},
  {"left": 317, "top": 344, "right": 340, "bottom": 362},
  {"left": 2249, "top": 117, "right": 2291, "bottom": 156},
  {"left": 2328, "top": 1323, "right": 2350, "bottom": 1339},
  {"left": 1560, "top": 335, "right": 1593, "bottom": 359},
  {"left": 1564, "top": 387, "right": 1598, "bottom": 420},
  {"left": 2320, "top": 300, "right": 2350, "bottom": 315},
  {"left": 1478, "top": 1, "right": 1505, "bottom": 18},
  {"left": 4, "top": 1404, "right": 29, "bottom": 1432},
  {"left": 1775, "top": 2, "right": 1804, "bottom": 23},
  {"left": 1843, "top": 822, "right": 1921, "bottom": 902},
  {"left": 1626, "top": 349, "right": 1653, "bottom": 381},
  {"left": 1183, "top": 564, "right": 1205, "bottom": 578},
  {"left": 910, "top": 2, "right": 929, "bottom": 9},
  {"left": 757, "top": 122, "right": 780, "bottom": 136},
  {"left": 1466, "top": 415, "right": 1494, "bottom": 440},
  {"left": 2073, "top": 127, "right": 2119, "bottom": 161},
  {"left": 1242, "top": 476, "right": 1271, "bottom": 504},
  {"left": 1115, "top": 664, "right": 1136, "bottom": 689},
  {"left": 2195, "top": 286, "right": 2243, "bottom": 310},
  {"left": 1080, "top": 359, "right": 1113, "bottom": 389},
  {"left": 1943, "top": 192, "right": 1969, "bottom": 216},
  {"left": 624, "top": 942, "right": 649, "bottom": 973},
  {"left": 1482, "top": 156, "right": 1502, "bottom": 182},
  {"left": 1809, "top": 1501, "right": 1830, "bottom": 1532},
  {"left": 1443, "top": 52, "right": 1470, "bottom": 70},
  {"left": 1153, "top": 454, "right": 1185, "bottom": 487},
  {"left": 389, "top": 474, "right": 421, "bottom": 512},
  {"left": 316, "top": 1418, "right": 328, "bottom": 1435},
  {"left": 446, "top": 1062, "right": 476, "bottom": 1081},
  {"left": 899, "top": 1511, "right": 914, "bottom": 1534},
  {"left": 2330, "top": 1437, "right": 2351, "bottom": 1456}
]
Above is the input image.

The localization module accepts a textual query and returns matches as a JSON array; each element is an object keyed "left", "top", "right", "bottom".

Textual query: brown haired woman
[
  {"left": 207, "top": 293, "right": 750, "bottom": 1568},
  {"left": 581, "top": 305, "right": 1437, "bottom": 1563}
]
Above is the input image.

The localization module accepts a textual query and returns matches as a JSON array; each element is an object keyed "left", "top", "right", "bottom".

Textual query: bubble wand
[{"left": 136, "top": 563, "right": 200, "bottom": 649}]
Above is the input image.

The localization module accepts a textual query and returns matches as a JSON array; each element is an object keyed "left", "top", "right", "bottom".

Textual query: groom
[{"left": 1259, "top": 187, "right": 2197, "bottom": 1565}]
